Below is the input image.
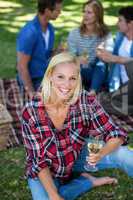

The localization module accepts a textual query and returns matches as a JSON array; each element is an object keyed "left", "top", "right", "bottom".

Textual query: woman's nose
[{"left": 63, "top": 80, "right": 71, "bottom": 87}]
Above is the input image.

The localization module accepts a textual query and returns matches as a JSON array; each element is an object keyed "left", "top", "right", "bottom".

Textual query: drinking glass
[
  {"left": 80, "top": 48, "right": 89, "bottom": 59},
  {"left": 80, "top": 48, "right": 89, "bottom": 68},
  {"left": 84, "top": 136, "right": 104, "bottom": 172},
  {"left": 59, "top": 37, "right": 68, "bottom": 51}
]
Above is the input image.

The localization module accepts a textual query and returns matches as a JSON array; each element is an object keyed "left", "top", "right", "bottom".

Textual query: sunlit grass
[
  {"left": 14, "top": 14, "right": 34, "bottom": 22},
  {"left": 1, "top": 13, "right": 35, "bottom": 32},
  {"left": 72, "top": 0, "right": 86, "bottom": 3},
  {"left": 0, "top": 0, "right": 132, "bottom": 77},
  {"left": 104, "top": 1, "right": 133, "bottom": 7},
  {"left": 104, "top": 16, "right": 117, "bottom": 26},
  {"left": 0, "top": 0, "right": 22, "bottom": 8},
  {"left": 110, "top": 2, "right": 133, "bottom": 6},
  {"left": 0, "top": 8, "right": 16, "bottom": 13}
]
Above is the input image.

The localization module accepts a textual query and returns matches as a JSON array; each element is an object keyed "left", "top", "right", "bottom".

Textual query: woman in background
[{"left": 67, "top": 0, "right": 114, "bottom": 95}]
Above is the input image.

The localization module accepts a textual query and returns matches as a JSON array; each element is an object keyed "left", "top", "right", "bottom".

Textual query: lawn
[
  {"left": 0, "top": 0, "right": 133, "bottom": 77},
  {"left": 1, "top": 147, "right": 133, "bottom": 200},
  {"left": 0, "top": 0, "right": 133, "bottom": 199}
]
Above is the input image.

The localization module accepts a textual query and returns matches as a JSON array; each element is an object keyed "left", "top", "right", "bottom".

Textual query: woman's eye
[
  {"left": 57, "top": 75, "right": 64, "bottom": 80},
  {"left": 70, "top": 77, "right": 77, "bottom": 81},
  {"left": 57, "top": 75, "right": 64, "bottom": 79}
]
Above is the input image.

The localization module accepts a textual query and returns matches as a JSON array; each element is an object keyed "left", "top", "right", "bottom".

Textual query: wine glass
[
  {"left": 81, "top": 48, "right": 89, "bottom": 59},
  {"left": 59, "top": 37, "right": 68, "bottom": 52},
  {"left": 80, "top": 48, "right": 89, "bottom": 68},
  {"left": 84, "top": 135, "right": 104, "bottom": 172}
]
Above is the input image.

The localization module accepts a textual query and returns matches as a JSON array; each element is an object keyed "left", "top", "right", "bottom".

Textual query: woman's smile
[{"left": 58, "top": 87, "right": 71, "bottom": 95}]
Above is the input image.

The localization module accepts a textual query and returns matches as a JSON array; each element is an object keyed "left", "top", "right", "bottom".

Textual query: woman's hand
[
  {"left": 88, "top": 137, "right": 123, "bottom": 166},
  {"left": 88, "top": 152, "right": 102, "bottom": 166},
  {"left": 25, "top": 89, "right": 35, "bottom": 100},
  {"left": 88, "top": 138, "right": 124, "bottom": 167}
]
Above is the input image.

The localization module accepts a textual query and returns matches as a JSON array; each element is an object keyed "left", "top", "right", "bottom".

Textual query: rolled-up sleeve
[
  {"left": 88, "top": 96, "right": 128, "bottom": 145},
  {"left": 22, "top": 107, "right": 48, "bottom": 178}
]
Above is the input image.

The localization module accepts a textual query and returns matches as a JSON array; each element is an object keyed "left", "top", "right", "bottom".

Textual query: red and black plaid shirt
[{"left": 22, "top": 90, "right": 128, "bottom": 181}]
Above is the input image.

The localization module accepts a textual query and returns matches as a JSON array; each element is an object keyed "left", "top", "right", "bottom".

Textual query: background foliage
[{"left": 0, "top": 0, "right": 133, "bottom": 77}]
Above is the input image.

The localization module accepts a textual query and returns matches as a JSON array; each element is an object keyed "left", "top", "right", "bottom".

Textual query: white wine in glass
[
  {"left": 59, "top": 37, "right": 68, "bottom": 51},
  {"left": 81, "top": 49, "right": 89, "bottom": 60},
  {"left": 88, "top": 142, "right": 102, "bottom": 154},
  {"left": 84, "top": 137, "right": 104, "bottom": 172},
  {"left": 80, "top": 49, "right": 89, "bottom": 68}
]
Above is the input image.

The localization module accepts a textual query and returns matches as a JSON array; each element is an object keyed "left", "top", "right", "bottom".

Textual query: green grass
[
  {"left": 1, "top": 146, "right": 133, "bottom": 200},
  {"left": 0, "top": 147, "right": 31, "bottom": 199}
]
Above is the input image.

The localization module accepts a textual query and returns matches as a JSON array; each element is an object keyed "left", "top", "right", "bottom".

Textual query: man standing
[{"left": 16, "top": 0, "right": 63, "bottom": 99}]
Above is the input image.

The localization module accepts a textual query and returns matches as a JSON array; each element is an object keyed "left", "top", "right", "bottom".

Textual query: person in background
[
  {"left": 22, "top": 52, "right": 133, "bottom": 200},
  {"left": 16, "top": 0, "right": 63, "bottom": 99},
  {"left": 67, "top": 0, "right": 114, "bottom": 95},
  {"left": 97, "top": 6, "right": 133, "bottom": 92}
]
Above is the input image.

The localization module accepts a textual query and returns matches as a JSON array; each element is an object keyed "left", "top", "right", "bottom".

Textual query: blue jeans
[
  {"left": 28, "top": 176, "right": 92, "bottom": 200},
  {"left": 108, "top": 64, "right": 121, "bottom": 92},
  {"left": 81, "top": 61, "right": 107, "bottom": 92},
  {"left": 28, "top": 174, "right": 92, "bottom": 200}
]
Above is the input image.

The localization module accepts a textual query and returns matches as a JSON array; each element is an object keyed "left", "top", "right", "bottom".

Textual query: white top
[
  {"left": 119, "top": 36, "right": 132, "bottom": 57},
  {"left": 42, "top": 28, "right": 50, "bottom": 50},
  {"left": 118, "top": 37, "right": 132, "bottom": 84}
]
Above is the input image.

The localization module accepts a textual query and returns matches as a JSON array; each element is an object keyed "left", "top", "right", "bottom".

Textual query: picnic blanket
[
  {"left": 0, "top": 79, "right": 23, "bottom": 147},
  {"left": 98, "top": 91, "right": 133, "bottom": 132},
  {"left": 0, "top": 79, "right": 133, "bottom": 148}
]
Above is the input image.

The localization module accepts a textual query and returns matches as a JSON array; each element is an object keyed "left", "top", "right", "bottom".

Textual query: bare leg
[{"left": 81, "top": 173, "right": 118, "bottom": 187}]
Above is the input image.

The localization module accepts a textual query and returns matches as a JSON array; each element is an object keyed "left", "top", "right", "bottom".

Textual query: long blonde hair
[
  {"left": 41, "top": 52, "right": 82, "bottom": 105},
  {"left": 80, "top": 0, "right": 109, "bottom": 38}
]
